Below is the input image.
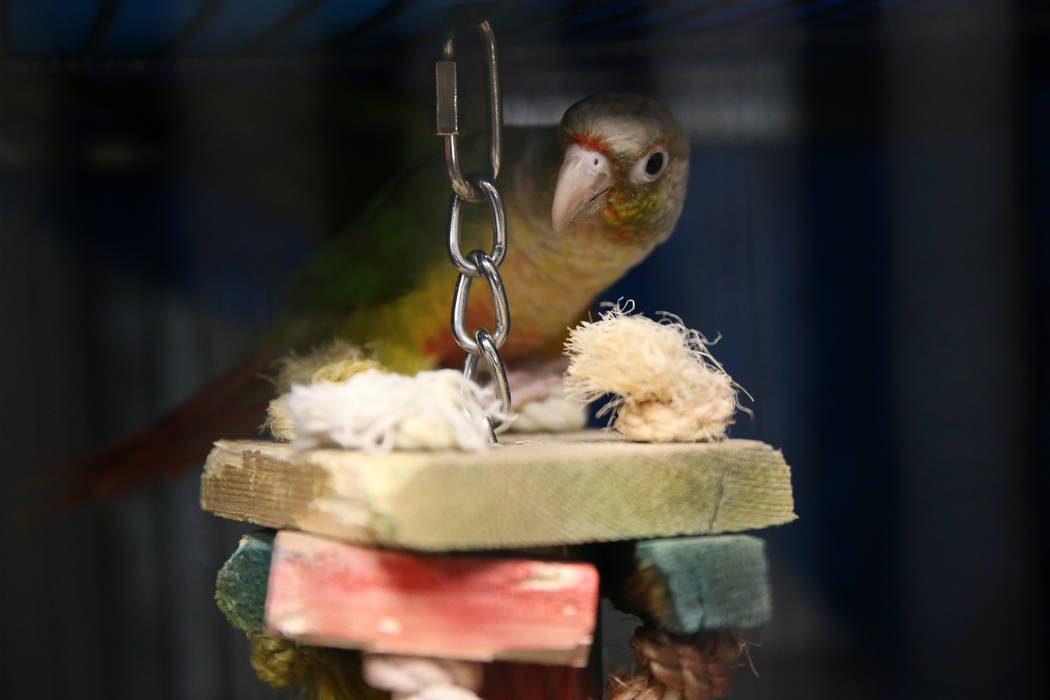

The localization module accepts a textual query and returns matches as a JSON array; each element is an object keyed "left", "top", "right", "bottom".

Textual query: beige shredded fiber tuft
[
  {"left": 271, "top": 339, "right": 380, "bottom": 394},
  {"left": 563, "top": 301, "right": 749, "bottom": 442}
]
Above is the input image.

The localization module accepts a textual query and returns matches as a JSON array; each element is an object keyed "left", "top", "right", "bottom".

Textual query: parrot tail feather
[{"left": 43, "top": 353, "right": 278, "bottom": 511}]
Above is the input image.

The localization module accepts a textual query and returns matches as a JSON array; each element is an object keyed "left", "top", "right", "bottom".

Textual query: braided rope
[
  {"left": 605, "top": 627, "right": 746, "bottom": 700},
  {"left": 363, "top": 653, "right": 485, "bottom": 700}
]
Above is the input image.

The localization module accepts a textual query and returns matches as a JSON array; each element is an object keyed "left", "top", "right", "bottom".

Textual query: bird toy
[{"left": 196, "top": 12, "right": 796, "bottom": 700}]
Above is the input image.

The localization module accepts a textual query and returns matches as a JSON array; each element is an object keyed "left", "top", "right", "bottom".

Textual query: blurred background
[{"left": 1, "top": 1, "right": 1046, "bottom": 698}]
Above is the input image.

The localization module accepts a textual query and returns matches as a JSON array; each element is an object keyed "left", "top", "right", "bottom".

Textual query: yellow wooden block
[{"left": 200, "top": 431, "right": 795, "bottom": 551}]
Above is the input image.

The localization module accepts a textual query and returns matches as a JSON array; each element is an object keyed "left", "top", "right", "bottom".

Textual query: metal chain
[{"left": 435, "top": 18, "right": 512, "bottom": 443}]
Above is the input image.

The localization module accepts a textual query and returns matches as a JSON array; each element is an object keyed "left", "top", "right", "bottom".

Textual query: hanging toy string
[{"left": 436, "top": 19, "right": 512, "bottom": 443}]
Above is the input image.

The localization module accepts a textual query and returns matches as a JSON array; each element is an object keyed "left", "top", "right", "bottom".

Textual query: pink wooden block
[{"left": 265, "top": 531, "right": 599, "bottom": 667}]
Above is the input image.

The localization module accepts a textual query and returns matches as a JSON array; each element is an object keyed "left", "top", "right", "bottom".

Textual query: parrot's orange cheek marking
[{"left": 604, "top": 194, "right": 633, "bottom": 240}]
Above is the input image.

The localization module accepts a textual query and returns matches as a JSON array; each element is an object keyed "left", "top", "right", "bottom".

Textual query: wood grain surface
[{"left": 201, "top": 431, "right": 796, "bottom": 550}]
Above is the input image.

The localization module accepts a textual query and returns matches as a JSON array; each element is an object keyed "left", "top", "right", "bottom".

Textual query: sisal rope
[{"left": 605, "top": 627, "right": 746, "bottom": 700}]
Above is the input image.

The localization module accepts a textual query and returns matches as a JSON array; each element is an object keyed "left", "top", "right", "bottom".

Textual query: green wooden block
[
  {"left": 603, "top": 535, "right": 771, "bottom": 632},
  {"left": 215, "top": 530, "right": 274, "bottom": 634}
]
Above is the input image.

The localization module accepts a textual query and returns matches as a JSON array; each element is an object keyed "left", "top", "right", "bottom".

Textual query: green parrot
[{"left": 68, "top": 92, "right": 690, "bottom": 501}]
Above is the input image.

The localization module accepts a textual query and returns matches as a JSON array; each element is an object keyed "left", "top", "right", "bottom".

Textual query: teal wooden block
[
  {"left": 603, "top": 535, "right": 771, "bottom": 632},
  {"left": 215, "top": 530, "right": 274, "bottom": 634}
]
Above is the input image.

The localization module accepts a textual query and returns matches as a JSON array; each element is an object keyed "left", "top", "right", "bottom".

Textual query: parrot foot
[{"left": 504, "top": 358, "right": 588, "bottom": 433}]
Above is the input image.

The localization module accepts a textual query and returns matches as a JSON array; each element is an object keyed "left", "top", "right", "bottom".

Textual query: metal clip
[{"left": 435, "top": 19, "right": 501, "bottom": 202}]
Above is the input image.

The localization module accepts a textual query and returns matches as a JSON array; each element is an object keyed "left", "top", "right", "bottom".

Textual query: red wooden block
[{"left": 265, "top": 531, "right": 599, "bottom": 667}]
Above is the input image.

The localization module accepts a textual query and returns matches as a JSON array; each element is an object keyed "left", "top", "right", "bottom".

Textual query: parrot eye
[
  {"left": 645, "top": 151, "right": 664, "bottom": 175},
  {"left": 631, "top": 145, "right": 669, "bottom": 185}
]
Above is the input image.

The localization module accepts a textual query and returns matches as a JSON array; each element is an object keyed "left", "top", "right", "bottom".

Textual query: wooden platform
[{"left": 200, "top": 431, "right": 796, "bottom": 551}]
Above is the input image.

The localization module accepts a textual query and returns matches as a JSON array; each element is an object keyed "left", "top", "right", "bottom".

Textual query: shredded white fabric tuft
[
  {"left": 363, "top": 653, "right": 484, "bottom": 700},
  {"left": 286, "top": 368, "right": 513, "bottom": 452},
  {"left": 563, "top": 300, "right": 749, "bottom": 442}
]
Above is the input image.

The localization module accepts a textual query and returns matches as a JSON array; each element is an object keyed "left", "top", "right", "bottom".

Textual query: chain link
[
  {"left": 436, "top": 17, "right": 512, "bottom": 442},
  {"left": 446, "top": 176, "right": 506, "bottom": 275},
  {"left": 463, "top": 327, "right": 512, "bottom": 438},
  {"left": 451, "top": 247, "right": 509, "bottom": 353}
]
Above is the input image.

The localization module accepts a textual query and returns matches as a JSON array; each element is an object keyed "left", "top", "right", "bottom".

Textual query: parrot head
[{"left": 552, "top": 93, "right": 689, "bottom": 246}]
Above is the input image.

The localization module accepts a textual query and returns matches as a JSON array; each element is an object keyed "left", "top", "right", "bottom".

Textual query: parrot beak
[{"left": 552, "top": 143, "right": 612, "bottom": 234}]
